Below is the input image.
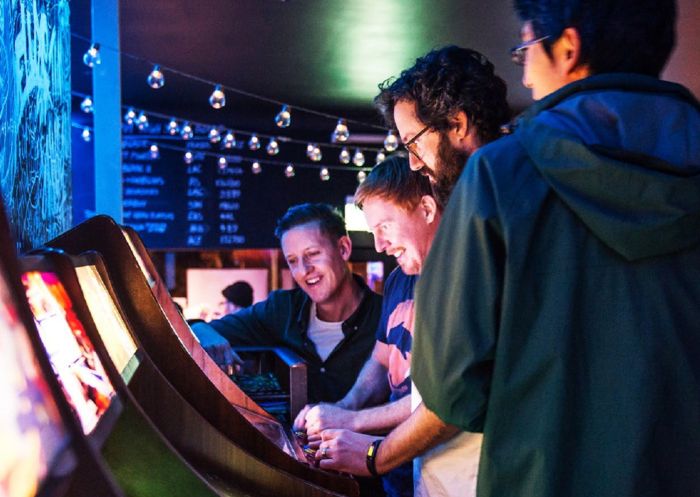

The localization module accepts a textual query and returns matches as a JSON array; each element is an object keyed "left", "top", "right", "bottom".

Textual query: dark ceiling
[{"left": 72, "top": 0, "right": 700, "bottom": 143}]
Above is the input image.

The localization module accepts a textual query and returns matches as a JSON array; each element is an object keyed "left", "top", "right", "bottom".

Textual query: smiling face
[
  {"left": 362, "top": 196, "right": 439, "bottom": 275},
  {"left": 280, "top": 222, "right": 351, "bottom": 306},
  {"left": 394, "top": 99, "right": 471, "bottom": 207}
]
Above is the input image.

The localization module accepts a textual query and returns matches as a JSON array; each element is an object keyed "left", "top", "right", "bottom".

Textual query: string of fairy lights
[{"left": 74, "top": 35, "right": 402, "bottom": 183}]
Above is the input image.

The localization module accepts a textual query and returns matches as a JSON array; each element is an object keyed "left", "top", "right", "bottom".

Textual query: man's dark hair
[
  {"left": 374, "top": 46, "right": 510, "bottom": 144},
  {"left": 355, "top": 156, "right": 433, "bottom": 212},
  {"left": 222, "top": 281, "right": 254, "bottom": 308},
  {"left": 274, "top": 203, "right": 347, "bottom": 242},
  {"left": 514, "top": 0, "right": 676, "bottom": 77}
]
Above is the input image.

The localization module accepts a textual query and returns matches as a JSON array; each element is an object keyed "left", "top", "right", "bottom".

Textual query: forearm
[
  {"left": 337, "top": 355, "right": 389, "bottom": 410},
  {"left": 375, "top": 403, "right": 460, "bottom": 474},
  {"left": 350, "top": 394, "right": 411, "bottom": 434}
]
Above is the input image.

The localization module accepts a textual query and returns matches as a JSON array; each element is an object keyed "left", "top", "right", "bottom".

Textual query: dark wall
[{"left": 0, "top": 0, "right": 72, "bottom": 252}]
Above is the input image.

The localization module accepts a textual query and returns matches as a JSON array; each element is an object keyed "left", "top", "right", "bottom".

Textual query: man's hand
[
  {"left": 190, "top": 322, "right": 243, "bottom": 371},
  {"left": 293, "top": 403, "right": 315, "bottom": 431},
  {"left": 315, "top": 429, "right": 380, "bottom": 476},
  {"left": 303, "top": 404, "right": 358, "bottom": 436}
]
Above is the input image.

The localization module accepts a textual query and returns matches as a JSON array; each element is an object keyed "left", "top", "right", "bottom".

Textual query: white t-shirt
[
  {"left": 306, "top": 303, "right": 345, "bottom": 362},
  {"left": 412, "top": 379, "right": 483, "bottom": 497}
]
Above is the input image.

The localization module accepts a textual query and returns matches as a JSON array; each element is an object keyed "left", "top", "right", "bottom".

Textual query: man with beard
[{"left": 314, "top": 46, "right": 510, "bottom": 497}]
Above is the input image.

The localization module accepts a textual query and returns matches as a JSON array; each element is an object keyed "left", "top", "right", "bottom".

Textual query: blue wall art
[{"left": 0, "top": 0, "right": 71, "bottom": 252}]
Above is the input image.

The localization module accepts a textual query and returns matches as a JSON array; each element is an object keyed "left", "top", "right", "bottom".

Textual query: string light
[
  {"left": 218, "top": 156, "right": 228, "bottom": 169},
  {"left": 319, "top": 167, "right": 330, "bottom": 181},
  {"left": 275, "top": 105, "right": 291, "bottom": 128},
  {"left": 266, "top": 137, "right": 280, "bottom": 156},
  {"left": 80, "top": 96, "right": 93, "bottom": 114},
  {"left": 357, "top": 170, "right": 367, "bottom": 184},
  {"left": 147, "top": 64, "right": 165, "bottom": 89},
  {"left": 248, "top": 134, "right": 261, "bottom": 150},
  {"left": 352, "top": 148, "right": 365, "bottom": 167},
  {"left": 208, "top": 128, "right": 221, "bottom": 144},
  {"left": 124, "top": 107, "right": 136, "bottom": 125},
  {"left": 82, "top": 43, "right": 101, "bottom": 67},
  {"left": 222, "top": 131, "right": 236, "bottom": 149},
  {"left": 136, "top": 111, "right": 149, "bottom": 130},
  {"left": 307, "top": 143, "right": 322, "bottom": 162},
  {"left": 181, "top": 122, "right": 194, "bottom": 140},
  {"left": 251, "top": 161, "right": 262, "bottom": 174},
  {"left": 81, "top": 128, "right": 91, "bottom": 142},
  {"left": 167, "top": 118, "right": 179, "bottom": 135},
  {"left": 384, "top": 131, "right": 399, "bottom": 152},
  {"left": 209, "top": 84, "right": 226, "bottom": 109},
  {"left": 339, "top": 147, "right": 351, "bottom": 164},
  {"left": 184, "top": 151, "right": 194, "bottom": 164},
  {"left": 331, "top": 119, "right": 350, "bottom": 143},
  {"left": 149, "top": 143, "right": 160, "bottom": 159},
  {"left": 284, "top": 164, "right": 295, "bottom": 178},
  {"left": 375, "top": 150, "right": 386, "bottom": 164}
]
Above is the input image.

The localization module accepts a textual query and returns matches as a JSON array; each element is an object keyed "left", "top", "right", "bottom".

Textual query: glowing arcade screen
[
  {"left": 22, "top": 271, "right": 116, "bottom": 435},
  {"left": 0, "top": 273, "right": 68, "bottom": 497},
  {"left": 74, "top": 265, "right": 139, "bottom": 383}
]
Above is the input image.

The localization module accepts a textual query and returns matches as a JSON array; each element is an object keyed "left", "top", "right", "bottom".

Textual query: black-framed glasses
[
  {"left": 403, "top": 124, "right": 431, "bottom": 159},
  {"left": 510, "top": 35, "right": 550, "bottom": 65}
]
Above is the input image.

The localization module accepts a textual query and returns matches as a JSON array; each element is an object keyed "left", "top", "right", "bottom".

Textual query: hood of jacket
[{"left": 516, "top": 73, "right": 700, "bottom": 261}]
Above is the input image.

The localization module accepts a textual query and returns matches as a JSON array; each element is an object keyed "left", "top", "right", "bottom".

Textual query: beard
[{"left": 430, "top": 133, "right": 470, "bottom": 208}]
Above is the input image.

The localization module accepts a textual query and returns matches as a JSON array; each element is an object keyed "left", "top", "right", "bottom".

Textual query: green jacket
[{"left": 413, "top": 74, "right": 700, "bottom": 497}]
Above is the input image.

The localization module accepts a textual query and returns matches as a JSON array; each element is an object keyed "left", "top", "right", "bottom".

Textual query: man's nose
[
  {"left": 374, "top": 235, "right": 388, "bottom": 253},
  {"left": 408, "top": 153, "right": 424, "bottom": 171}
]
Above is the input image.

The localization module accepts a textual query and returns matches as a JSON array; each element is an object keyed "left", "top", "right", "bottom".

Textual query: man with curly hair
[{"left": 315, "top": 46, "right": 510, "bottom": 497}]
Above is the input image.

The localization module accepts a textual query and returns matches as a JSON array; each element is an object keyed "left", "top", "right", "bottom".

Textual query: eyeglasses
[
  {"left": 510, "top": 35, "right": 550, "bottom": 65},
  {"left": 403, "top": 124, "right": 431, "bottom": 159}
]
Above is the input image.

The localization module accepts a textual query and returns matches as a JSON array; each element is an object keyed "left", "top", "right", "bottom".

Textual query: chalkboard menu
[{"left": 122, "top": 130, "right": 365, "bottom": 249}]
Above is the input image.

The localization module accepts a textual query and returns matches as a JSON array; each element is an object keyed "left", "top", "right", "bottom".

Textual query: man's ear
[
  {"left": 558, "top": 27, "right": 587, "bottom": 76},
  {"left": 419, "top": 195, "right": 439, "bottom": 224},
  {"left": 450, "top": 110, "right": 470, "bottom": 140},
  {"left": 337, "top": 235, "right": 352, "bottom": 261}
]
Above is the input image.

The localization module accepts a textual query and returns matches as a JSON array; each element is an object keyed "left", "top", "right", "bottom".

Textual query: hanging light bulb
[
  {"left": 184, "top": 151, "right": 194, "bottom": 164},
  {"left": 218, "top": 156, "right": 228, "bottom": 169},
  {"left": 136, "top": 111, "right": 149, "bottom": 131},
  {"left": 149, "top": 144, "right": 160, "bottom": 159},
  {"left": 352, "top": 148, "right": 365, "bottom": 167},
  {"left": 375, "top": 150, "right": 386, "bottom": 164},
  {"left": 181, "top": 122, "right": 194, "bottom": 140},
  {"left": 146, "top": 65, "right": 165, "bottom": 89},
  {"left": 357, "top": 170, "right": 367, "bottom": 184},
  {"left": 82, "top": 43, "right": 101, "bottom": 67},
  {"left": 383, "top": 130, "right": 399, "bottom": 152},
  {"left": 331, "top": 119, "right": 350, "bottom": 143},
  {"left": 81, "top": 128, "right": 91, "bottom": 142},
  {"left": 208, "top": 128, "right": 221, "bottom": 144},
  {"left": 319, "top": 167, "right": 330, "bottom": 181},
  {"left": 310, "top": 144, "right": 322, "bottom": 162},
  {"left": 80, "top": 96, "right": 93, "bottom": 114},
  {"left": 222, "top": 131, "right": 236, "bottom": 149},
  {"left": 284, "top": 164, "right": 295, "bottom": 178},
  {"left": 339, "top": 147, "right": 351, "bottom": 164},
  {"left": 248, "top": 134, "right": 261, "bottom": 150},
  {"left": 167, "top": 118, "right": 179, "bottom": 135},
  {"left": 275, "top": 105, "right": 291, "bottom": 128},
  {"left": 251, "top": 161, "right": 262, "bottom": 174},
  {"left": 306, "top": 143, "right": 315, "bottom": 157},
  {"left": 124, "top": 107, "right": 136, "bottom": 125},
  {"left": 209, "top": 84, "right": 226, "bottom": 109},
  {"left": 266, "top": 137, "right": 280, "bottom": 156}
]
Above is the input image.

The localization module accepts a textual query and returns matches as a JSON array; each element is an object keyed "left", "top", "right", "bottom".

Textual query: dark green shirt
[
  {"left": 413, "top": 75, "right": 700, "bottom": 497},
  {"left": 207, "top": 274, "right": 382, "bottom": 404}
]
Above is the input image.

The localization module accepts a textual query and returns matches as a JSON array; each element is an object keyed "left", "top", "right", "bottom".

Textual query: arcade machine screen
[
  {"left": 22, "top": 272, "right": 116, "bottom": 435},
  {"left": 74, "top": 265, "right": 140, "bottom": 383},
  {"left": 0, "top": 273, "right": 69, "bottom": 497}
]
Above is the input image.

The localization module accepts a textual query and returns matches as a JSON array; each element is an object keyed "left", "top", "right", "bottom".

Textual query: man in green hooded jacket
[{"left": 320, "top": 0, "right": 700, "bottom": 496}]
